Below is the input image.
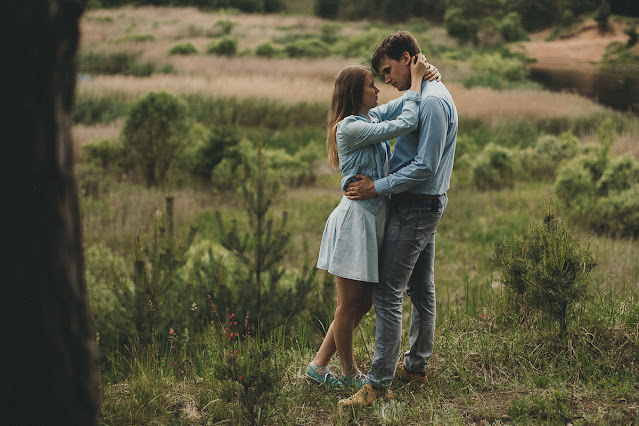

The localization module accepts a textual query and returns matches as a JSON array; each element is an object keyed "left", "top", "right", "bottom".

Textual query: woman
[{"left": 306, "top": 54, "right": 438, "bottom": 389}]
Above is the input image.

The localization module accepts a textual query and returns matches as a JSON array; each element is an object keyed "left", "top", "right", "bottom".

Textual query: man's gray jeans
[{"left": 368, "top": 194, "right": 447, "bottom": 391}]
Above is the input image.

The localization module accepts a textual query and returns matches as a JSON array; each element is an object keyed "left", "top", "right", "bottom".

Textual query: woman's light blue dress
[{"left": 317, "top": 90, "right": 420, "bottom": 282}]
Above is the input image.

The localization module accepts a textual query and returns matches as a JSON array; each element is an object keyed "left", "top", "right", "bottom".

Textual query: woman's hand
[
  {"left": 410, "top": 53, "right": 429, "bottom": 94},
  {"left": 424, "top": 63, "right": 442, "bottom": 82}
]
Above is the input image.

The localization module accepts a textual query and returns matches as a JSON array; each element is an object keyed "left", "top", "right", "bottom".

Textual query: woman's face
[{"left": 359, "top": 72, "right": 380, "bottom": 115}]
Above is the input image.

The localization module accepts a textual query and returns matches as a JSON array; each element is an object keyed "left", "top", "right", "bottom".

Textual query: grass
[{"left": 76, "top": 6, "right": 639, "bottom": 424}]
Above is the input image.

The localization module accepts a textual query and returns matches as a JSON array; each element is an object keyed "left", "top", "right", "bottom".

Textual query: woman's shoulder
[{"left": 337, "top": 114, "right": 370, "bottom": 132}]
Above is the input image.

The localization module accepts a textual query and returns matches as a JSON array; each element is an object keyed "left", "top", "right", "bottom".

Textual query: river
[{"left": 529, "top": 64, "right": 639, "bottom": 114}]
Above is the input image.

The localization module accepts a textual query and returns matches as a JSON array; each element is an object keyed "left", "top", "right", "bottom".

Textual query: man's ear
[{"left": 401, "top": 51, "right": 412, "bottom": 65}]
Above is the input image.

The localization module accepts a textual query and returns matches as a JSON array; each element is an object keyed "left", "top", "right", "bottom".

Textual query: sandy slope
[{"left": 521, "top": 19, "right": 628, "bottom": 67}]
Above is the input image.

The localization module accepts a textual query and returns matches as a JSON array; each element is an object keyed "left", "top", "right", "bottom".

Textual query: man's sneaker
[
  {"left": 395, "top": 362, "right": 427, "bottom": 384},
  {"left": 341, "top": 370, "right": 368, "bottom": 389},
  {"left": 305, "top": 363, "right": 343, "bottom": 389},
  {"left": 338, "top": 384, "right": 392, "bottom": 407}
]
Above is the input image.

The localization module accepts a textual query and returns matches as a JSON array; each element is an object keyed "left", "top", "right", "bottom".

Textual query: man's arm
[{"left": 346, "top": 97, "right": 447, "bottom": 200}]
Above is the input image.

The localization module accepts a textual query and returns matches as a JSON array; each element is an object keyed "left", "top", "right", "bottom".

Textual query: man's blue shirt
[{"left": 374, "top": 80, "right": 458, "bottom": 196}]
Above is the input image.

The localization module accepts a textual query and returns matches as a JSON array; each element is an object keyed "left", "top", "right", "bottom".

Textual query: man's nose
[{"left": 384, "top": 75, "right": 391, "bottom": 84}]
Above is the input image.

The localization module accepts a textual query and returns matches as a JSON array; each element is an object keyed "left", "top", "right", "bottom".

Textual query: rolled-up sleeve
[{"left": 339, "top": 91, "right": 420, "bottom": 152}]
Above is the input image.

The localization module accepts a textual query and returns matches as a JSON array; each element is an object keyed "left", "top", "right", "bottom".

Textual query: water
[{"left": 529, "top": 65, "right": 639, "bottom": 114}]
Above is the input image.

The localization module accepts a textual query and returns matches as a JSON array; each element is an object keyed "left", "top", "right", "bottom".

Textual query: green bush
[
  {"left": 82, "top": 138, "right": 131, "bottom": 175},
  {"left": 85, "top": 243, "right": 132, "bottom": 349},
  {"left": 332, "top": 29, "right": 387, "bottom": 59},
  {"left": 494, "top": 213, "right": 597, "bottom": 336},
  {"left": 73, "top": 93, "right": 129, "bottom": 124},
  {"left": 284, "top": 38, "right": 331, "bottom": 58},
  {"left": 599, "top": 184, "right": 639, "bottom": 237},
  {"left": 211, "top": 139, "right": 318, "bottom": 188},
  {"left": 113, "top": 33, "right": 155, "bottom": 43},
  {"left": 471, "top": 143, "right": 515, "bottom": 190},
  {"left": 498, "top": 12, "right": 528, "bottom": 42},
  {"left": 122, "top": 91, "right": 191, "bottom": 187},
  {"left": 207, "top": 37, "right": 238, "bottom": 56},
  {"left": 168, "top": 42, "right": 199, "bottom": 55},
  {"left": 213, "top": 19, "right": 234, "bottom": 35},
  {"left": 554, "top": 154, "right": 598, "bottom": 217},
  {"left": 521, "top": 131, "right": 580, "bottom": 179},
  {"left": 596, "top": 154, "right": 639, "bottom": 196},
  {"left": 75, "top": 162, "right": 115, "bottom": 197},
  {"left": 180, "top": 124, "right": 240, "bottom": 179},
  {"left": 444, "top": 7, "right": 479, "bottom": 46},
  {"left": 255, "top": 41, "right": 279, "bottom": 58},
  {"left": 184, "top": 94, "right": 326, "bottom": 129},
  {"left": 77, "top": 51, "right": 158, "bottom": 76},
  {"left": 464, "top": 52, "right": 529, "bottom": 89}
]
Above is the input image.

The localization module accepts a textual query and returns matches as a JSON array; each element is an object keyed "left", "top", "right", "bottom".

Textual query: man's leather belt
[{"left": 390, "top": 192, "right": 441, "bottom": 201}]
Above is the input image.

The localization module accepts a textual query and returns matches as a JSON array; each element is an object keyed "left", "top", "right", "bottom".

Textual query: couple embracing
[{"left": 306, "top": 31, "right": 458, "bottom": 406}]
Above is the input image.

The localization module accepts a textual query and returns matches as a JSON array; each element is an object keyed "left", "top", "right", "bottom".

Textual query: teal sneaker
[
  {"left": 341, "top": 370, "right": 368, "bottom": 389},
  {"left": 305, "top": 363, "right": 343, "bottom": 389}
]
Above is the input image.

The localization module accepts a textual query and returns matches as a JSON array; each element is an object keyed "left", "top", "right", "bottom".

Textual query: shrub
[
  {"left": 85, "top": 243, "right": 132, "bottom": 349},
  {"left": 444, "top": 7, "right": 479, "bottom": 46},
  {"left": 207, "top": 37, "right": 237, "bottom": 56},
  {"left": 113, "top": 33, "right": 155, "bottom": 43},
  {"left": 255, "top": 41, "right": 279, "bottom": 58},
  {"left": 81, "top": 138, "right": 131, "bottom": 175},
  {"left": 284, "top": 38, "right": 331, "bottom": 58},
  {"left": 208, "top": 313, "right": 284, "bottom": 425},
  {"left": 522, "top": 131, "right": 580, "bottom": 179},
  {"left": 465, "top": 52, "right": 529, "bottom": 89},
  {"left": 332, "top": 29, "right": 388, "bottom": 59},
  {"left": 211, "top": 19, "right": 234, "bottom": 36},
  {"left": 498, "top": 12, "right": 528, "bottom": 42},
  {"left": 494, "top": 212, "right": 597, "bottom": 336},
  {"left": 599, "top": 184, "right": 639, "bottom": 237},
  {"left": 211, "top": 138, "right": 321, "bottom": 188},
  {"left": 554, "top": 154, "right": 598, "bottom": 219},
  {"left": 77, "top": 51, "right": 157, "bottom": 76},
  {"left": 181, "top": 124, "right": 240, "bottom": 179},
  {"left": 596, "top": 154, "right": 639, "bottom": 196},
  {"left": 471, "top": 143, "right": 514, "bottom": 190},
  {"left": 122, "top": 91, "right": 191, "bottom": 187},
  {"left": 168, "top": 42, "right": 199, "bottom": 55},
  {"left": 73, "top": 94, "right": 128, "bottom": 124}
]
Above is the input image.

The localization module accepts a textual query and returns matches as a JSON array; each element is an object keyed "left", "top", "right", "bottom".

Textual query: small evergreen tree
[
  {"left": 216, "top": 139, "right": 312, "bottom": 330},
  {"left": 111, "top": 197, "right": 197, "bottom": 344},
  {"left": 495, "top": 210, "right": 597, "bottom": 336}
]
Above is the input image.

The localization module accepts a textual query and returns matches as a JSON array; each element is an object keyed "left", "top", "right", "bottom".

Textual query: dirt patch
[{"left": 521, "top": 19, "right": 629, "bottom": 67}]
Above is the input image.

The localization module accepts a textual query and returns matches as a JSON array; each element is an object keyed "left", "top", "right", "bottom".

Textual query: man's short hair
[{"left": 371, "top": 31, "right": 421, "bottom": 73}]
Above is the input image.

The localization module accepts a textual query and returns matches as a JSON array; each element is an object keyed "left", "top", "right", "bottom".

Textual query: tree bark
[{"left": 0, "top": 1, "right": 98, "bottom": 424}]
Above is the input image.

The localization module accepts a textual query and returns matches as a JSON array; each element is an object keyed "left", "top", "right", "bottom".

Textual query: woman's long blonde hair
[{"left": 326, "top": 65, "right": 370, "bottom": 169}]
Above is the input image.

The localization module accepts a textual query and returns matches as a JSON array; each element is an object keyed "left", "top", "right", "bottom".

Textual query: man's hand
[{"left": 345, "top": 175, "right": 377, "bottom": 200}]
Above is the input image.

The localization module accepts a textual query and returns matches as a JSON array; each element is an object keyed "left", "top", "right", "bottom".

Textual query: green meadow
[{"left": 76, "top": 5, "right": 639, "bottom": 424}]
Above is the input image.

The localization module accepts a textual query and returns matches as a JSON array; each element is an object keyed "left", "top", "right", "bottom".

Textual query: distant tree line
[
  {"left": 315, "top": 0, "right": 618, "bottom": 30},
  {"left": 90, "top": 0, "right": 639, "bottom": 22},
  {"left": 90, "top": 0, "right": 282, "bottom": 13}
]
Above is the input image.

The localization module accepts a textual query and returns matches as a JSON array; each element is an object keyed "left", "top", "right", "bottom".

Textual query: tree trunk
[{"left": 0, "top": 1, "right": 98, "bottom": 424}]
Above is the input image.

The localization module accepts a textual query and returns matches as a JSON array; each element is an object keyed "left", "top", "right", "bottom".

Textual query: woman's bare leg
[{"left": 312, "top": 277, "right": 372, "bottom": 376}]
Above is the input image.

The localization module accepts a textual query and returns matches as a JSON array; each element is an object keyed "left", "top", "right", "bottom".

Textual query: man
[{"left": 340, "top": 31, "right": 458, "bottom": 406}]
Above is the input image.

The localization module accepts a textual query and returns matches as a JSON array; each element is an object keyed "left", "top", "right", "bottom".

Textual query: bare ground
[{"left": 521, "top": 18, "right": 629, "bottom": 67}]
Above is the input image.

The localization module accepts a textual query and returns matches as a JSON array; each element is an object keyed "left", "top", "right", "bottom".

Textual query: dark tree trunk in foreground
[{"left": 0, "top": 1, "right": 98, "bottom": 424}]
